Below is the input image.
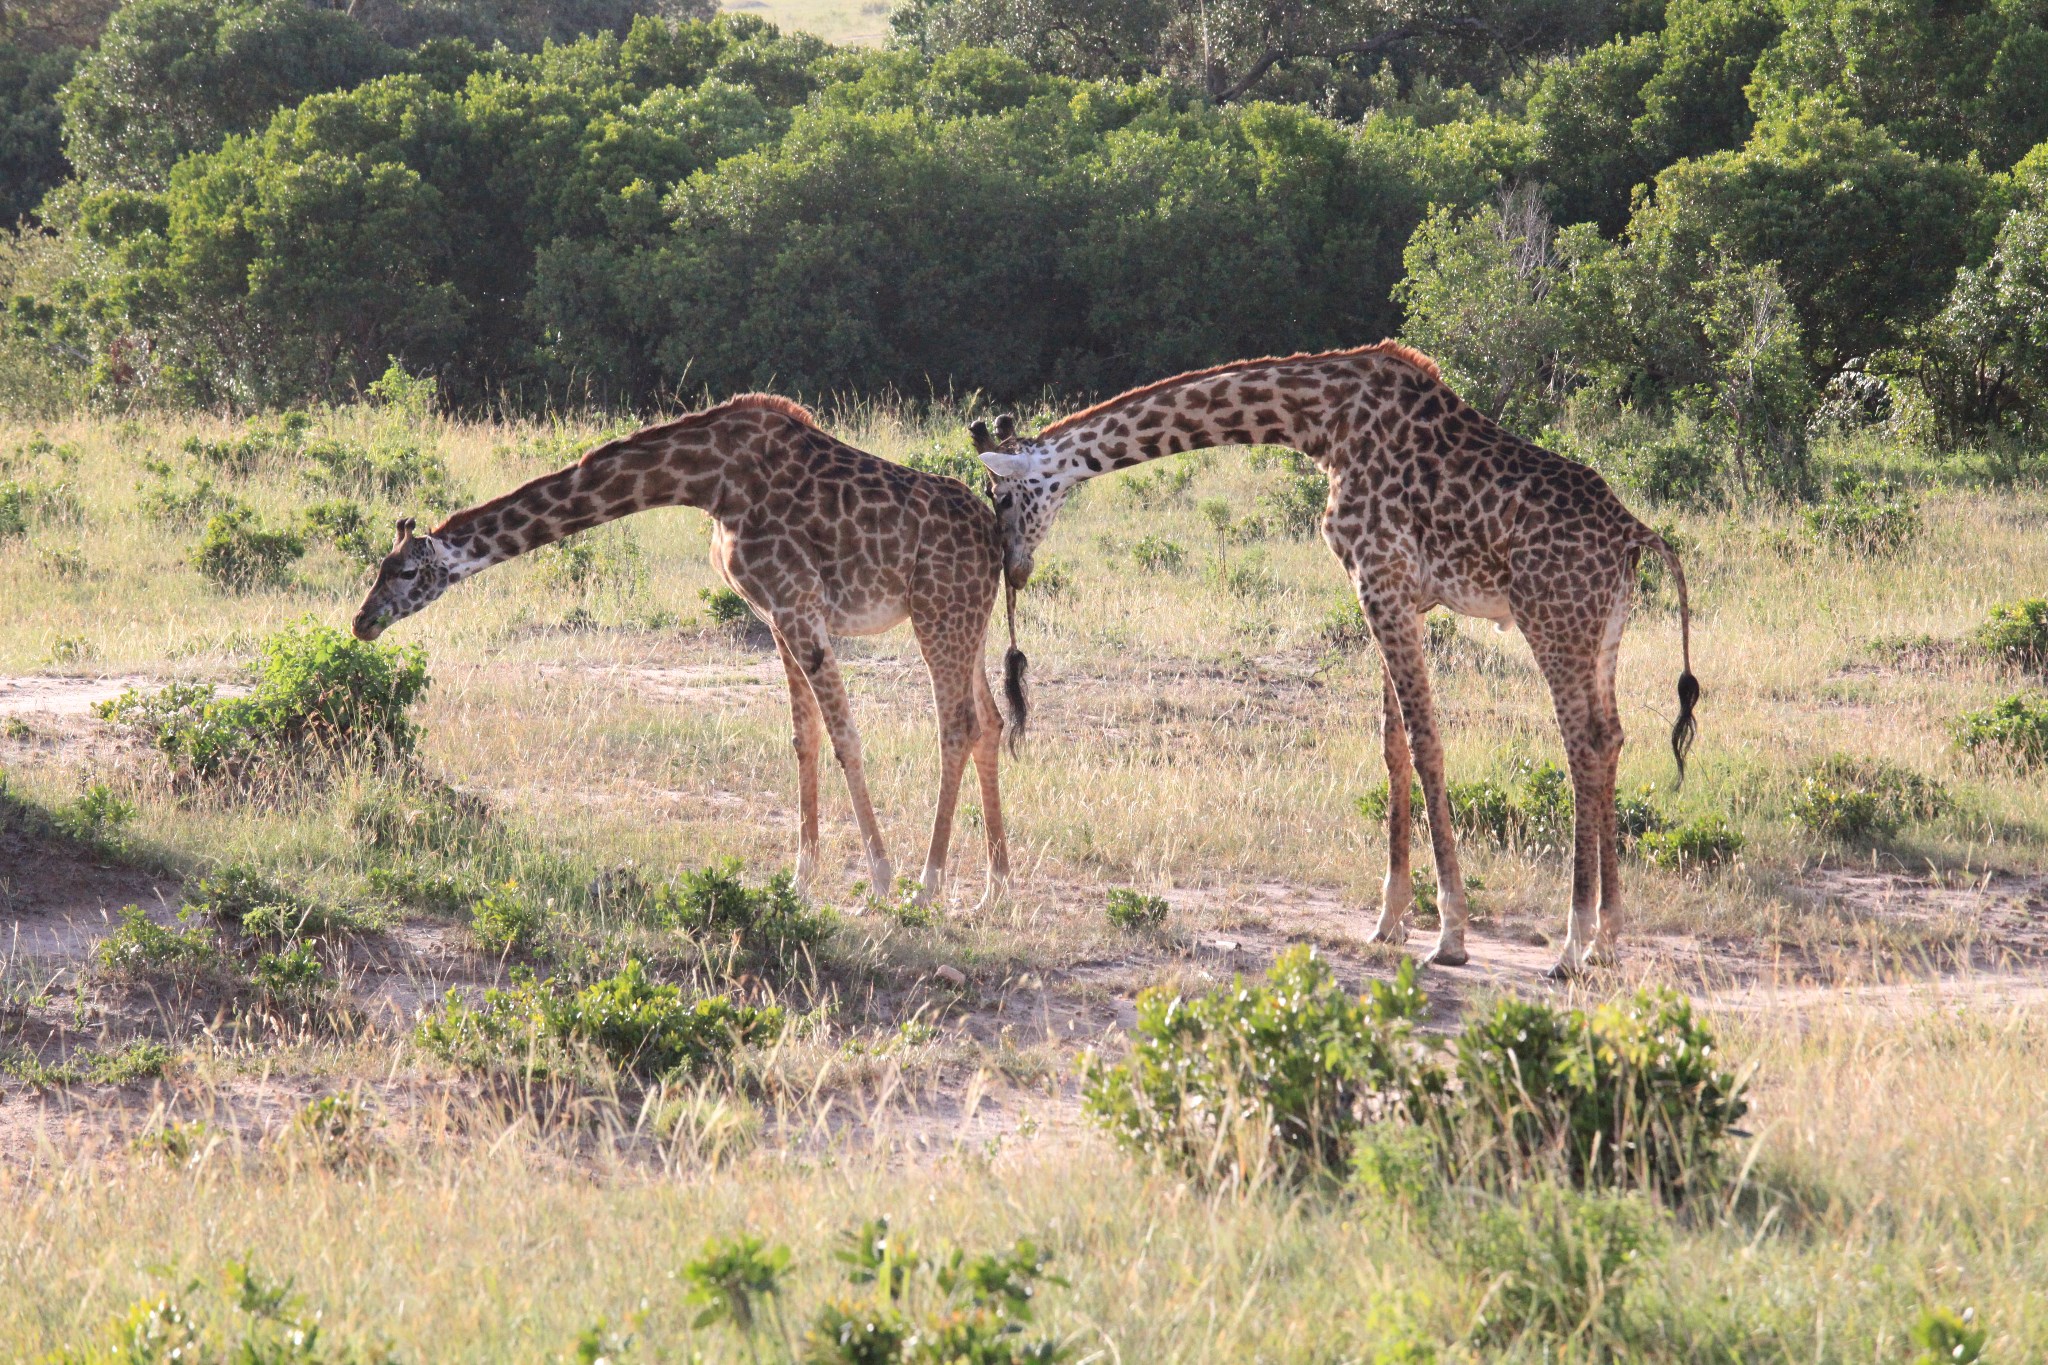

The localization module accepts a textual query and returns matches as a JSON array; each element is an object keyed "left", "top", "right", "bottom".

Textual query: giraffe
[
  {"left": 972, "top": 343, "right": 1697, "bottom": 977},
  {"left": 351, "top": 394, "right": 1027, "bottom": 910}
]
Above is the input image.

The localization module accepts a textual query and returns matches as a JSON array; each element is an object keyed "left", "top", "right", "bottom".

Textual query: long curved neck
[
  {"left": 1040, "top": 362, "right": 1336, "bottom": 479},
  {"left": 432, "top": 419, "right": 738, "bottom": 577}
]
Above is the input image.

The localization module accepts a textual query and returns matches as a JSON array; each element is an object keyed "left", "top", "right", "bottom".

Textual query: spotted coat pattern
[
  {"left": 353, "top": 395, "right": 1013, "bottom": 907},
  {"left": 980, "top": 343, "right": 1697, "bottom": 974}
]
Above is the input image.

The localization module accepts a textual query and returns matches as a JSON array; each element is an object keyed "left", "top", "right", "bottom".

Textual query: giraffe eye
[{"left": 398, "top": 567, "right": 418, "bottom": 580}]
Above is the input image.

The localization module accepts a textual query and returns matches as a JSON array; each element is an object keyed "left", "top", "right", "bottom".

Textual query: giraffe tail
[
  {"left": 1002, "top": 579, "right": 1028, "bottom": 757},
  {"left": 1645, "top": 532, "right": 1699, "bottom": 786}
]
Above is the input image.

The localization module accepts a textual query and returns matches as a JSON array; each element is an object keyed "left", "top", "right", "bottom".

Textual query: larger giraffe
[
  {"left": 352, "top": 394, "right": 1024, "bottom": 909},
  {"left": 974, "top": 343, "right": 1697, "bottom": 976}
]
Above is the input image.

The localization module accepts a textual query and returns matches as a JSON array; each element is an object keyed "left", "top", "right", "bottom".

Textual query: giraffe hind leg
[
  {"left": 780, "top": 615, "right": 894, "bottom": 897},
  {"left": 1367, "top": 668, "right": 1413, "bottom": 947},
  {"left": 969, "top": 667, "right": 1010, "bottom": 912},
  {"left": 774, "top": 634, "right": 826, "bottom": 890},
  {"left": 1367, "top": 601, "right": 1470, "bottom": 968}
]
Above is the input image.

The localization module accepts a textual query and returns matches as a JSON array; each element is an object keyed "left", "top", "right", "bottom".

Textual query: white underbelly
[{"left": 828, "top": 600, "right": 910, "bottom": 636}]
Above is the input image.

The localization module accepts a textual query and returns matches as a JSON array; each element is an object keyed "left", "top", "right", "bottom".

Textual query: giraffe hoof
[
  {"left": 1542, "top": 957, "right": 1582, "bottom": 982},
  {"left": 1420, "top": 939, "right": 1467, "bottom": 968},
  {"left": 1366, "top": 914, "right": 1408, "bottom": 946}
]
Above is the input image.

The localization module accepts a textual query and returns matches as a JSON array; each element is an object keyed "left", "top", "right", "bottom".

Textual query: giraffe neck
[
  {"left": 1039, "top": 361, "right": 1336, "bottom": 481},
  {"left": 431, "top": 421, "right": 737, "bottom": 579}
]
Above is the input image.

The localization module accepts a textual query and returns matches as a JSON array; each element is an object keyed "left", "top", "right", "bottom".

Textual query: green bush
[
  {"left": 3, "top": 1038, "right": 177, "bottom": 1089},
  {"left": 53, "top": 782, "right": 137, "bottom": 850},
  {"left": 1910, "top": 1307, "right": 1987, "bottom": 1365},
  {"left": 98, "top": 619, "right": 430, "bottom": 779},
  {"left": 1789, "top": 754, "right": 1952, "bottom": 840},
  {"left": 1803, "top": 473, "right": 1921, "bottom": 556},
  {"left": 304, "top": 435, "right": 450, "bottom": 500},
  {"left": 303, "top": 498, "right": 382, "bottom": 564},
  {"left": 1260, "top": 470, "right": 1328, "bottom": 538},
  {"left": 1954, "top": 693, "right": 2048, "bottom": 769},
  {"left": 186, "top": 862, "right": 375, "bottom": 939},
  {"left": 1453, "top": 988, "right": 1748, "bottom": 1200},
  {"left": 189, "top": 505, "right": 306, "bottom": 591},
  {"left": 646, "top": 860, "right": 833, "bottom": 955},
  {"left": 1460, "top": 1184, "right": 1666, "bottom": 1347},
  {"left": 181, "top": 414, "right": 310, "bottom": 477},
  {"left": 252, "top": 944, "right": 332, "bottom": 1006},
  {"left": 469, "top": 881, "right": 548, "bottom": 952},
  {"left": 415, "top": 959, "right": 786, "bottom": 1083},
  {"left": 1975, "top": 599, "right": 2048, "bottom": 671},
  {"left": 700, "top": 585, "right": 757, "bottom": 627},
  {"left": 1130, "top": 535, "right": 1187, "bottom": 572},
  {"left": 92, "top": 906, "right": 220, "bottom": 981},
  {"left": 1081, "top": 947, "right": 1441, "bottom": 1183},
  {"left": 1105, "top": 888, "right": 1169, "bottom": 932},
  {"left": 1637, "top": 816, "right": 1745, "bottom": 870}
]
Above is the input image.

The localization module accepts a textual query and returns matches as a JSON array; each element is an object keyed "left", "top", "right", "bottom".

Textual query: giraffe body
[
  {"left": 353, "top": 394, "right": 1018, "bottom": 908},
  {"left": 976, "top": 343, "right": 1696, "bottom": 975}
]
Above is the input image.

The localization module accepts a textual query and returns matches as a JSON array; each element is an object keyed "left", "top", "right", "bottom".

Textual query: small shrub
[
  {"left": 1910, "top": 1307, "right": 1987, "bottom": 1365},
  {"left": 1261, "top": 469, "right": 1328, "bottom": 538},
  {"left": 304, "top": 435, "right": 450, "bottom": 501},
  {"left": 137, "top": 462, "right": 234, "bottom": 526},
  {"left": 92, "top": 906, "right": 219, "bottom": 980},
  {"left": 1453, "top": 988, "right": 1748, "bottom": 1200},
  {"left": 700, "top": 585, "right": 757, "bottom": 626},
  {"left": 1954, "top": 693, "right": 2048, "bottom": 769},
  {"left": 646, "top": 860, "right": 833, "bottom": 955},
  {"left": 1120, "top": 462, "right": 1195, "bottom": 506},
  {"left": 1214, "top": 550, "right": 1276, "bottom": 599},
  {"left": 415, "top": 959, "right": 786, "bottom": 1083},
  {"left": 181, "top": 413, "right": 309, "bottom": 477},
  {"left": 1975, "top": 599, "right": 2048, "bottom": 671},
  {"left": 53, "top": 782, "right": 136, "bottom": 849},
  {"left": 98, "top": 620, "right": 430, "bottom": 779},
  {"left": 288, "top": 1091, "right": 379, "bottom": 1167},
  {"left": 86, "top": 1038, "right": 176, "bottom": 1085},
  {"left": 1804, "top": 473, "right": 1921, "bottom": 556},
  {"left": 1130, "top": 535, "right": 1187, "bottom": 572},
  {"left": 366, "top": 864, "right": 477, "bottom": 914},
  {"left": 1614, "top": 787, "right": 1670, "bottom": 842},
  {"left": 1081, "top": 948, "right": 1441, "bottom": 1183},
  {"left": 470, "top": 881, "right": 548, "bottom": 952},
  {"left": 252, "top": 944, "right": 331, "bottom": 1005},
  {"left": 302, "top": 498, "right": 381, "bottom": 564},
  {"left": 1322, "top": 597, "right": 1371, "bottom": 648},
  {"left": 1461, "top": 1184, "right": 1666, "bottom": 1347},
  {"left": 189, "top": 505, "right": 305, "bottom": 591},
  {"left": 683, "top": 1233, "right": 790, "bottom": 1335},
  {"left": 1789, "top": 754, "right": 1952, "bottom": 840},
  {"left": 1105, "top": 888, "right": 1169, "bottom": 931},
  {"left": 902, "top": 443, "right": 985, "bottom": 484},
  {"left": 1027, "top": 557, "right": 1072, "bottom": 595},
  {"left": 187, "top": 863, "right": 373, "bottom": 939},
  {"left": 1637, "top": 816, "right": 1745, "bottom": 870},
  {"left": 131, "top": 1118, "right": 215, "bottom": 1165},
  {"left": 0, "top": 481, "right": 26, "bottom": 537}
]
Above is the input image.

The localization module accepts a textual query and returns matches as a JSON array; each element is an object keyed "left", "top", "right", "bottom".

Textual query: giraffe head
[
  {"left": 352, "top": 518, "right": 455, "bottom": 640},
  {"left": 972, "top": 414, "right": 1076, "bottom": 586}
]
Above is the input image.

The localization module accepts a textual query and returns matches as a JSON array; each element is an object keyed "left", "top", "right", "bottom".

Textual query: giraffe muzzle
[{"left": 352, "top": 611, "right": 389, "bottom": 642}]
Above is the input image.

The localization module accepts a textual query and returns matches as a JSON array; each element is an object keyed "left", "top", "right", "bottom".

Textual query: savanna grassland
[{"left": 1, "top": 399, "right": 2047, "bottom": 1361}]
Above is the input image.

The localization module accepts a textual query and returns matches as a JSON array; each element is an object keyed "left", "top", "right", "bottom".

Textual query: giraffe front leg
[
  {"left": 783, "top": 620, "right": 893, "bottom": 898},
  {"left": 969, "top": 669, "right": 1010, "bottom": 913},
  {"left": 1367, "top": 671, "right": 1412, "bottom": 947},
  {"left": 1533, "top": 651, "right": 1606, "bottom": 980},
  {"left": 1369, "top": 604, "right": 1469, "bottom": 968},
  {"left": 775, "top": 636, "right": 825, "bottom": 891}
]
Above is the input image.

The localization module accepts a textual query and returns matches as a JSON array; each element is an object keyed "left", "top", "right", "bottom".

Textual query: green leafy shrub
[
  {"left": 252, "top": 944, "right": 332, "bottom": 1006},
  {"left": 1105, "top": 888, "right": 1169, "bottom": 932},
  {"left": 700, "top": 585, "right": 757, "bottom": 626},
  {"left": 1460, "top": 1184, "right": 1666, "bottom": 1347},
  {"left": 469, "top": 881, "right": 548, "bottom": 952},
  {"left": 180, "top": 414, "right": 309, "bottom": 477},
  {"left": 92, "top": 906, "right": 219, "bottom": 981},
  {"left": 189, "top": 505, "right": 306, "bottom": 591},
  {"left": 1261, "top": 469, "right": 1328, "bottom": 538},
  {"left": 1637, "top": 816, "right": 1745, "bottom": 870},
  {"left": 1789, "top": 754, "right": 1952, "bottom": 839},
  {"left": 50, "top": 1260, "right": 361, "bottom": 1365},
  {"left": 287, "top": 1092, "right": 380, "bottom": 1168},
  {"left": 98, "top": 620, "right": 429, "bottom": 779},
  {"left": 415, "top": 959, "right": 786, "bottom": 1083},
  {"left": 1322, "top": 596, "right": 1371, "bottom": 648},
  {"left": 304, "top": 435, "right": 450, "bottom": 500},
  {"left": 303, "top": 498, "right": 381, "bottom": 564},
  {"left": 186, "top": 863, "right": 375, "bottom": 939},
  {"left": 1081, "top": 947, "right": 1441, "bottom": 1182},
  {"left": 137, "top": 461, "right": 235, "bottom": 527},
  {"left": 0, "top": 481, "right": 27, "bottom": 537},
  {"left": 1453, "top": 989, "right": 1748, "bottom": 1200},
  {"left": 53, "top": 782, "right": 137, "bottom": 850},
  {"left": 799, "top": 1219, "right": 1070, "bottom": 1365},
  {"left": 1975, "top": 599, "right": 2048, "bottom": 671},
  {"left": 1803, "top": 473, "right": 1921, "bottom": 556},
  {"left": 645, "top": 860, "right": 833, "bottom": 955},
  {"left": 1910, "top": 1307, "right": 1987, "bottom": 1365},
  {"left": 1954, "top": 693, "right": 2048, "bottom": 769},
  {"left": 3, "top": 1038, "right": 176, "bottom": 1088},
  {"left": 1130, "top": 535, "right": 1187, "bottom": 572}
]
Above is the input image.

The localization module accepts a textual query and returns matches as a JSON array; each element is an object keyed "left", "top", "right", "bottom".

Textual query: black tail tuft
[
  {"left": 1002, "top": 645, "right": 1028, "bottom": 757},
  {"left": 1671, "top": 669, "right": 1700, "bottom": 785}
]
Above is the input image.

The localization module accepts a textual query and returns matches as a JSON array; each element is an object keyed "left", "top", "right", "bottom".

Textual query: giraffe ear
[
  {"left": 994, "top": 414, "right": 1016, "bottom": 443},
  {"left": 968, "top": 419, "right": 995, "bottom": 453}
]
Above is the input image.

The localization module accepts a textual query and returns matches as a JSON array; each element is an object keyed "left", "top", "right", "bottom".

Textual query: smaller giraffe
[
  {"left": 973, "top": 344, "right": 1698, "bottom": 976},
  {"left": 351, "top": 394, "right": 1025, "bottom": 909}
]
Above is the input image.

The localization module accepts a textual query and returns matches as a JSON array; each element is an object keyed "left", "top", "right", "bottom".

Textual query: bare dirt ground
[{"left": 5, "top": 668, "right": 2048, "bottom": 1169}]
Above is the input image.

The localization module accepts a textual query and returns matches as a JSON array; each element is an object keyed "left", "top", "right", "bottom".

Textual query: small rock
[{"left": 934, "top": 965, "right": 967, "bottom": 988}]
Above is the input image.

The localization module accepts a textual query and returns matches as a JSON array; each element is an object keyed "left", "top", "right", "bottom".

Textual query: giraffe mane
[{"left": 1038, "top": 340, "right": 1442, "bottom": 437}]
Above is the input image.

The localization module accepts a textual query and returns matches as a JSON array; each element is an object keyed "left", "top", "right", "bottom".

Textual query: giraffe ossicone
[
  {"left": 352, "top": 393, "right": 1024, "bottom": 912},
  {"left": 978, "top": 341, "right": 1700, "bottom": 976}
]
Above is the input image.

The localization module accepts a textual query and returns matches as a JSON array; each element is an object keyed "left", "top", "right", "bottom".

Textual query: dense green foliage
[{"left": 1, "top": 0, "right": 2044, "bottom": 456}]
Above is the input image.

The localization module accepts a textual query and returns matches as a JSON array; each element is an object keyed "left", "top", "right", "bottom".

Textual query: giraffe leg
[
  {"left": 1366, "top": 603, "right": 1470, "bottom": 968},
  {"left": 1589, "top": 600, "right": 1630, "bottom": 959},
  {"left": 774, "top": 634, "right": 825, "bottom": 890},
  {"left": 781, "top": 617, "right": 893, "bottom": 896},
  {"left": 969, "top": 668, "right": 1010, "bottom": 911},
  {"left": 1530, "top": 644, "right": 1609, "bottom": 978},
  {"left": 1366, "top": 669, "right": 1413, "bottom": 946},
  {"left": 910, "top": 655, "right": 979, "bottom": 909}
]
